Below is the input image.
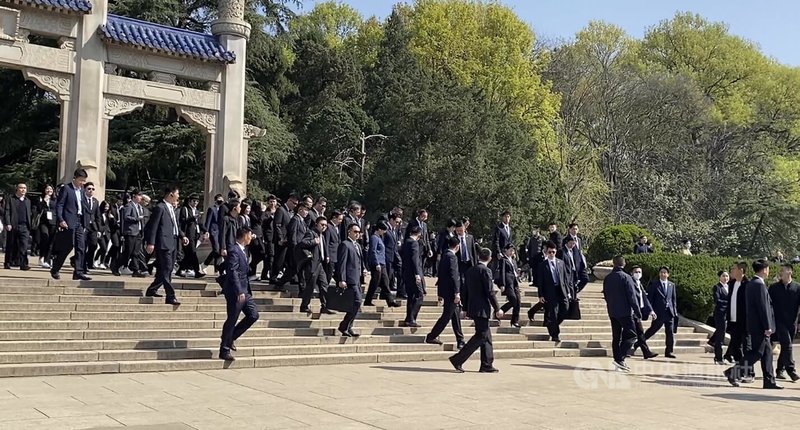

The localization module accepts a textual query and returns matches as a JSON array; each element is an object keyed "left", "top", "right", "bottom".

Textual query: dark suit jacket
[
  {"left": 405, "top": 218, "right": 430, "bottom": 254},
  {"left": 401, "top": 238, "right": 423, "bottom": 280},
  {"left": 218, "top": 214, "right": 239, "bottom": 251},
  {"left": 3, "top": 195, "right": 32, "bottom": 228},
  {"left": 436, "top": 250, "right": 460, "bottom": 299},
  {"left": 558, "top": 246, "right": 588, "bottom": 288},
  {"left": 179, "top": 205, "right": 203, "bottom": 242},
  {"left": 367, "top": 233, "right": 386, "bottom": 269},
  {"left": 144, "top": 202, "right": 181, "bottom": 251},
  {"left": 462, "top": 263, "right": 500, "bottom": 319},
  {"left": 297, "top": 228, "right": 322, "bottom": 272},
  {"left": 436, "top": 229, "right": 454, "bottom": 258},
  {"left": 272, "top": 204, "right": 291, "bottom": 245},
  {"left": 495, "top": 256, "right": 519, "bottom": 289},
  {"left": 287, "top": 214, "right": 308, "bottom": 249},
  {"left": 602, "top": 267, "right": 641, "bottom": 319},
  {"left": 549, "top": 231, "right": 562, "bottom": 249},
  {"left": 646, "top": 279, "right": 677, "bottom": 320},
  {"left": 120, "top": 202, "right": 143, "bottom": 236},
  {"left": 326, "top": 222, "right": 341, "bottom": 264},
  {"left": 536, "top": 258, "right": 569, "bottom": 301},
  {"left": 526, "top": 234, "right": 544, "bottom": 266},
  {"left": 745, "top": 276, "right": 775, "bottom": 337},
  {"left": 726, "top": 277, "right": 748, "bottom": 324},
  {"left": 382, "top": 227, "right": 400, "bottom": 266},
  {"left": 768, "top": 280, "right": 800, "bottom": 328},
  {"left": 713, "top": 282, "right": 730, "bottom": 317},
  {"left": 85, "top": 197, "right": 100, "bottom": 233},
  {"left": 204, "top": 205, "right": 220, "bottom": 236},
  {"left": 491, "top": 222, "right": 512, "bottom": 257},
  {"left": 223, "top": 244, "right": 251, "bottom": 296},
  {"left": 336, "top": 239, "right": 362, "bottom": 285},
  {"left": 56, "top": 182, "right": 87, "bottom": 229},
  {"left": 634, "top": 280, "right": 654, "bottom": 319},
  {"left": 36, "top": 196, "right": 57, "bottom": 227}
]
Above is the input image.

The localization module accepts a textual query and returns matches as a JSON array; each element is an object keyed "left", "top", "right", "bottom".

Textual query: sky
[{"left": 295, "top": 0, "right": 800, "bottom": 66}]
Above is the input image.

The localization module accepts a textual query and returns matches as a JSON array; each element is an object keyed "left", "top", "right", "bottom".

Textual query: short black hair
[
  {"left": 752, "top": 259, "right": 769, "bottom": 273},
  {"left": 447, "top": 236, "right": 460, "bottom": 248},
  {"left": 612, "top": 255, "right": 625, "bottom": 267},
  {"left": 376, "top": 221, "right": 389, "bottom": 231},
  {"left": 631, "top": 265, "right": 641, "bottom": 270},
  {"left": 316, "top": 216, "right": 328, "bottom": 224},
  {"left": 163, "top": 184, "right": 179, "bottom": 197},
  {"left": 331, "top": 210, "right": 343, "bottom": 219},
  {"left": 446, "top": 218, "right": 457, "bottom": 228},
  {"left": 544, "top": 241, "right": 557, "bottom": 250},
  {"left": 389, "top": 213, "right": 400, "bottom": 221},
  {"left": 74, "top": 168, "right": 88, "bottom": 179},
  {"left": 236, "top": 226, "right": 252, "bottom": 239},
  {"left": 478, "top": 247, "right": 492, "bottom": 262},
  {"left": 782, "top": 263, "right": 794, "bottom": 271},
  {"left": 227, "top": 199, "right": 240, "bottom": 213},
  {"left": 214, "top": 193, "right": 224, "bottom": 200},
  {"left": 718, "top": 270, "right": 728, "bottom": 277},
  {"left": 84, "top": 182, "right": 94, "bottom": 188},
  {"left": 503, "top": 243, "right": 515, "bottom": 251},
  {"left": 454, "top": 221, "right": 464, "bottom": 228},
  {"left": 460, "top": 216, "right": 470, "bottom": 223},
  {"left": 315, "top": 196, "right": 327, "bottom": 204},
  {"left": 417, "top": 208, "right": 427, "bottom": 216},
  {"left": 409, "top": 226, "right": 422, "bottom": 236},
  {"left": 266, "top": 194, "right": 277, "bottom": 201},
  {"left": 500, "top": 210, "right": 511, "bottom": 217},
  {"left": 733, "top": 261, "right": 747, "bottom": 271},
  {"left": 658, "top": 266, "right": 670, "bottom": 273},
  {"left": 347, "top": 223, "right": 360, "bottom": 233},
  {"left": 569, "top": 223, "right": 578, "bottom": 229}
]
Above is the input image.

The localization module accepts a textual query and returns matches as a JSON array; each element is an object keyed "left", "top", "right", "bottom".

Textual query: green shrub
[
  {"left": 588, "top": 224, "right": 660, "bottom": 266},
  {"left": 624, "top": 253, "right": 781, "bottom": 322}
]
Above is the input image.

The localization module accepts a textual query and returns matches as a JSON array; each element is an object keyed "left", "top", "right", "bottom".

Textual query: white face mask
[{"left": 632, "top": 272, "right": 642, "bottom": 281}]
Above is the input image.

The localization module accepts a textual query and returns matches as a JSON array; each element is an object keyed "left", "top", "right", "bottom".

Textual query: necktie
[
  {"left": 168, "top": 205, "right": 178, "bottom": 236},
  {"left": 460, "top": 236, "right": 468, "bottom": 262},
  {"left": 89, "top": 199, "right": 93, "bottom": 212},
  {"left": 550, "top": 260, "right": 558, "bottom": 284}
]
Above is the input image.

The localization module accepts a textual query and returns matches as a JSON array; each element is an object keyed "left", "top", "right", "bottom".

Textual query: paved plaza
[{"left": 0, "top": 352, "right": 795, "bottom": 430}]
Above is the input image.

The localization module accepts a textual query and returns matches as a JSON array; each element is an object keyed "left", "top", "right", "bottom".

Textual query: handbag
[
  {"left": 327, "top": 286, "right": 357, "bottom": 313},
  {"left": 566, "top": 298, "right": 582, "bottom": 320}
]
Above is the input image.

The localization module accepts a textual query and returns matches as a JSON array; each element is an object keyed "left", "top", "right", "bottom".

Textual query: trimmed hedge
[
  {"left": 588, "top": 224, "right": 660, "bottom": 266},
  {"left": 624, "top": 253, "right": 780, "bottom": 322}
]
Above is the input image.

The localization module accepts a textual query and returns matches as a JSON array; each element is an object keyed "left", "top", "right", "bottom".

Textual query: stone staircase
[{"left": 0, "top": 274, "right": 710, "bottom": 377}]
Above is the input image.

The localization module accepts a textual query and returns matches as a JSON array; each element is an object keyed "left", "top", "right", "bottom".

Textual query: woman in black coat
[
  {"left": 711, "top": 270, "right": 730, "bottom": 365},
  {"left": 36, "top": 184, "right": 57, "bottom": 268}
]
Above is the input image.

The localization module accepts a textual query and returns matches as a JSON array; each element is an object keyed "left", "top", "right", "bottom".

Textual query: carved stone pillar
[
  {"left": 175, "top": 106, "right": 219, "bottom": 204},
  {"left": 21, "top": 69, "right": 73, "bottom": 188},
  {"left": 66, "top": 0, "right": 108, "bottom": 197}
]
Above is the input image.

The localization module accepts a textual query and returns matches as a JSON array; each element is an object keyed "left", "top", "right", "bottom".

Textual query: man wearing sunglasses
[
  {"left": 336, "top": 223, "right": 367, "bottom": 337},
  {"left": 534, "top": 241, "right": 570, "bottom": 342}
]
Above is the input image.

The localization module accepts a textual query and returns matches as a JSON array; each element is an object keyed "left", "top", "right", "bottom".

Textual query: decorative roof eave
[
  {"left": 99, "top": 15, "right": 236, "bottom": 65},
  {"left": 3, "top": 0, "right": 92, "bottom": 14}
]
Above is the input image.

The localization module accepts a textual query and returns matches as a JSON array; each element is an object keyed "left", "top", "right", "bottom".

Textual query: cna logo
[{"left": 573, "top": 361, "right": 632, "bottom": 390}]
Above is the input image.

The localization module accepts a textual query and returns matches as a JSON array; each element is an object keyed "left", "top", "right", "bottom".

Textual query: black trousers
[
  {"left": 775, "top": 323, "right": 797, "bottom": 374},
  {"left": 301, "top": 264, "right": 329, "bottom": 310},
  {"left": 51, "top": 227, "right": 85, "bottom": 276},
  {"left": 4, "top": 225, "right": 30, "bottom": 268},
  {"left": 632, "top": 317, "right": 653, "bottom": 355},
  {"left": 365, "top": 267, "right": 393, "bottom": 305},
  {"left": 116, "top": 235, "right": 146, "bottom": 273},
  {"left": 38, "top": 224, "right": 55, "bottom": 262},
  {"left": 220, "top": 292, "right": 259, "bottom": 354},
  {"left": 395, "top": 264, "right": 407, "bottom": 297},
  {"left": 404, "top": 276, "right": 424, "bottom": 324},
  {"left": 644, "top": 314, "right": 675, "bottom": 354},
  {"left": 500, "top": 284, "right": 521, "bottom": 324},
  {"left": 544, "top": 297, "right": 568, "bottom": 339},
  {"left": 427, "top": 298, "right": 464, "bottom": 343},
  {"left": 458, "top": 260, "right": 473, "bottom": 288},
  {"left": 450, "top": 316, "right": 493, "bottom": 369},
  {"left": 248, "top": 237, "right": 265, "bottom": 278},
  {"left": 146, "top": 247, "right": 177, "bottom": 301},
  {"left": 385, "top": 261, "right": 396, "bottom": 291},
  {"left": 179, "top": 241, "right": 200, "bottom": 273},
  {"left": 712, "top": 312, "right": 727, "bottom": 361},
  {"left": 85, "top": 229, "right": 99, "bottom": 269},
  {"left": 271, "top": 242, "right": 288, "bottom": 281},
  {"left": 610, "top": 315, "right": 637, "bottom": 363},
  {"left": 725, "top": 320, "right": 748, "bottom": 361},
  {"left": 338, "top": 283, "right": 362, "bottom": 333},
  {"left": 732, "top": 333, "right": 776, "bottom": 386},
  {"left": 325, "top": 260, "right": 336, "bottom": 285}
]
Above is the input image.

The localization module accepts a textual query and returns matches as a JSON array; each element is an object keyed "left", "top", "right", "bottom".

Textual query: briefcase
[
  {"left": 566, "top": 298, "right": 582, "bottom": 320},
  {"left": 327, "top": 286, "right": 357, "bottom": 313}
]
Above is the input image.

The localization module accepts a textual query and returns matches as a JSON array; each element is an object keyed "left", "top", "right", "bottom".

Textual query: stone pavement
[{"left": 0, "top": 352, "right": 795, "bottom": 430}]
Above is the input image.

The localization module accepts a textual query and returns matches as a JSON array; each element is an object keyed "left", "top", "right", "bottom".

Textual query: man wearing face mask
[{"left": 629, "top": 266, "right": 658, "bottom": 359}]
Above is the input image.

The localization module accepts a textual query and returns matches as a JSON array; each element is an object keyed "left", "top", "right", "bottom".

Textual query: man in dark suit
[
  {"left": 558, "top": 237, "right": 589, "bottom": 297},
  {"left": 405, "top": 208, "right": 432, "bottom": 265},
  {"left": 435, "top": 219, "right": 457, "bottom": 273},
  {"left": 633, "top": 235, "right": 653, "bottom": 254},
  {"left": 202, "top": 194, "right": 225, "bottom": 273},
  {"left": 309, "top": 196, "right": 326, "bottom": 226},
  {"left": 112, "top": 190, "right": 147, "bottom": 277},
  {"left": 3, "top": 183, "right": 32, "bottom": 271},
  {"left": 336, "top": 223, "right": 365, "bottom": 337},
  {"left": 629, "top": 265, "right": 658, "bottom": 359},
  {"left": 287, "top": 203, "right": 311, "bottom": 293},
  {"left": 725, "top": 260, "right": 782, "bottom": 389},
  {"left": 769, "top": 263, "right": 800, "bottom": 382},
  {"left": 218, "top": 200, "right": 241, "bottom": 275},
  {"left": 448, "top": 248, "right": 502, "bottom": 373},
  {"left": 179, "top": 194, "right": 206, "bottom": 279},
  {"left": 426, "top": 236, "right": 465, "bottom": 348},
  {"left": 454, "top": 221, "right": 477, "bottom": 284},
  {"left": 51, "top": 169, "right": 91, "bottom": 281},
  {"left": 602, "top": 255, "right": 641, "bottom": 371},
  {"left": 325, "top": 210, "right": 342, "bottom": 285},
  {"left": 643, "top": 266, "right": 677, "bottom": 358},
  {"left": 299, "top": 216, "right": 334, "bottom": 314},
  {"left": 563, "top": 223, "right": 582, "bottom": 251},
  {"left": 496, "top": 244, "right": 522, "bottom": 328},
  {"left": 259, "top": 195, "right": 277, "bottom": 281},
  {"left": 547, "top": 223, "right": 562, "bottom": 251},
  {"left": 711, "top": 270, "right": 730, "bottom": 364},
  {"left": 535, "top": 241, "right": 569, "bottom": 342},
  {"left": 219, "top": 226, "right": 259, "bottom": 361},
  {"left": 82, "top": 182, "right": 101, "bottom": 271},
  {"left": 401, "top": 226, "right": 425, "bottom": 327},
  {"left": 526, "top": 228, "right": 545, "bottom": 285},
  {"left": 270, "top": 193, "right": 297, "bottom": 284},
  {"left": 724, "top": 261, "right": 749, "bottom": 364},
  {"left": 365, "top": 222, "right": 401, "bottom": 308},
  {"left": 384, "top": 214, "right": 402, "bottom": 293},
  {"left": 490, "top": 210, "right": 512, "bottom": 262},
  {"left": 143, "top": 185, "right": 186, "bottom": 305}
]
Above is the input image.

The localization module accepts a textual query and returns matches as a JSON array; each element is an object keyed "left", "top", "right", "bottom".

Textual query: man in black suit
[
  {"left": 725, "top": 260, "right": 782, "bottom": 389},
  {"left": 51, "top": 169, "right": 91, "bottom": 281},
  {"left": 219, "top": 226, "right": 259, "bottom": 361},
  {"left": 558, "top": 237, "right": 588, "bottom": 298},
  {"left": 547, "top": 223, "right": 562, "bottom": 251},
  {"left": 496, "top": 244, "right": 522, "bottom": 328},
  {"left": 179, "top": 194, "right": 206, "bottom": 279},
  {"left": 769, "top": 263, "right": 800, "bottom": 382},
  {"left": 602, "top": 255, "right": 641, "bottom": 371},
  {"left": 202, "top": 194, "right": 225, "bottom": 273},
  {"left": 536, "top": 241, "right": 569, "bottom": 342},
  {"left": 526, "top": 228, "right": 545, "bottom": 284},
  {"left": 401, "top": 226, "right": 425, "bottom": 327},
  {"left": 271, "top": 193, "right": 297, "bottom": 284},
  {"left": 287, "top": 202, "right": 311, "bottom": 294},
  {"left": 309, "top": 196, "right": 326, "bottom": 226},
  {"left": 629, "top": 265, "right": 658, "bottom": 359},
  {"left": 454, "top": 221, "right": 477, "bottom": 284},
  {"left": 633, "top": 235, "right": 653, "bottom": 254},
  {"left": 82, "top": 182, "right": 101, "bottom": 271},
  {"left": 490, "top": 210, "right": 512, "bottom": 262},
  {"left": 113, "top": 190, "right": 147, "bottom": 277},
  {"left": 435, "top": 219, "right": 457, "bottom": 272},
  {"left": 218, "top": 200, "right": 241, "bottom": 273},
  {"left": 405, "top": 208, "right": 432, "bottom": 265},
  {"left": 384, "top": 214, "right": 402, "bottom": 293},
  {"left": 299, "top": 216, "right": 334, "bottom": 314},
  {"left": 3, "top": 183, "right": 32, "bottom": 271},
  {"left": 336, "top": 223, "right": 365, "bottom": 337},
  {"left": 426, "top": 236, "right": 465, "bottom": 348},
  {"left": 724, "top": 261, "right": 749, "bottom": 364},
  {"left": 340, "top": 202, "right": 362, "bottom": 246},
  {"left": 143, "top": 185, "right": 186, "bottom": 305},
  {"left": 448, "top": 248, "right": 502, "bottom": 373},
  {"left": 643, "top": 266, "right": 677, "bottom": 358},
  {"left": 563, "top": 223, "right": 582, "bottom": 251},
  {"left": 325, "top": 210, "right": 342, "bottom": 285}
]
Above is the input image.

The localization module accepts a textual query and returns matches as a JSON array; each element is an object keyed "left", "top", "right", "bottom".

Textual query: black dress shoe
[
  {"left": 166, "top": 299, "right": 181, "bottom": 306},
  {"left": 112, "top": 271, "right": 121, "bottom": 276},
  {"left": 363, "top": 301, "right": 374, "bottom": 307},
  {"left": 665, "top": 353, "right": 677, "bottom": 359},
  {"left": 72, "top": 274, "right": 92, "bottom": 281},
  {"left": 339, "top": 329, "right": 352, "bottom": 337},
  {"left": 320, "top": 308, "right": 336, "bottom": 315},
  {"left": 146, "top": 293, "right": 164, "bottom": 298},
  {"left": 724, "top": 368, "right": 740, "bottom": 387},
  {"left": 479, "top": 367, "right": 499, "bottom": 373},
  {"left": 219, "top": 352, "right": 235, "bottom": 361},
  {"left": 407, "top": 322, "right": 421, "bottom": 328},
  {"left": 20, "top": 266, "right": 30, "bottom": 271},
  {"left": 764, "top": 384, "right": 784, "bottom": 390},
  {"left": 448, "top": 356, "right": 465, "bottom": 373},
  {"left": 3, "top": 264, "right": 10, "bottom": 270},
  {"left": 425, "top": 337, "right": 443, "bottom": 345},
  {"left": 132, "top": 272, "right": 146, "bottom": 278},
  {"left": 397, "top": 294, "right": 408, "bottom": 299},
  {"left": 195, "top": 273, "right": 206, "bottom": 279},
  {"left": 644, "top": 352, "right": 659, "bottom": 360},
  {"left": 50, "top": 272, "right": 61, "bottom": 280},
  {"left": 777, "top": 371, "right": 786, "bottom": 380},
  {"left": 299, "top": 308, "right": 311, "bottom": 314},
  {"left": 789, "top": 372, "right": 800, "bottom": 382},
  {"left": 388, "top": 301, "right": 401, "bottom": 308},
  {"left": 552, "top": 337, "right": 561, "bottom": 343},
  {"left": 456, "top": 342, "right": 465, "bottom": 350},
  {"left": 347, "top": 330, "right": 360, "bottom": 338},
  {"left": 511, "top": 322, "right": 521, "bottom": 328}
]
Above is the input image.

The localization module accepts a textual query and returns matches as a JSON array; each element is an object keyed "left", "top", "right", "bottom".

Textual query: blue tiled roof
[
  {"left": 100, "top": 15, "right": 236, "bottom": 64},
  {"left": 15, "top": 0, "right": 92, "bottom": 13}
]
